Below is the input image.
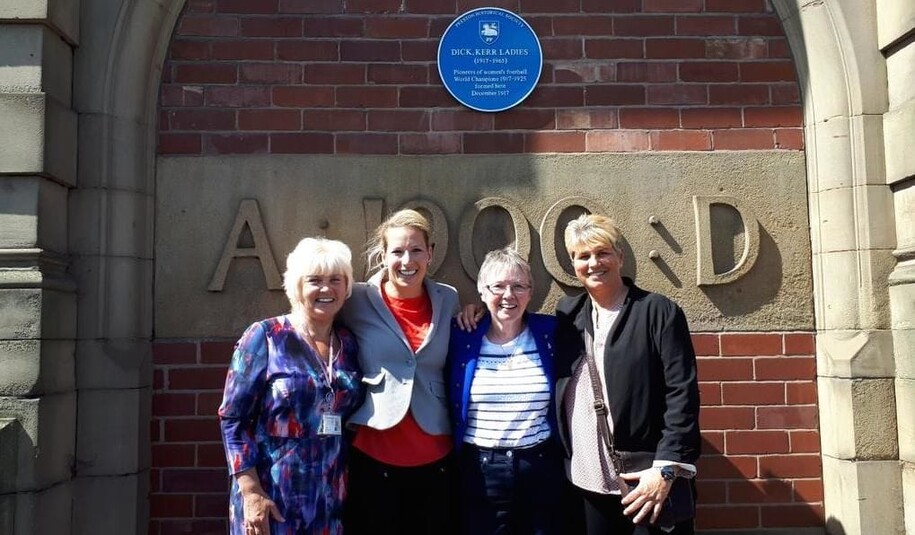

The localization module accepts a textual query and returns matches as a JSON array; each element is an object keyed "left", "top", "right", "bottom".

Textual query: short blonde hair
[
  {"left": 476, "top": 247, "right": 533, "bottom": 295},
  {"left": 283, "top": 237, "right": 354, "bottom": 314},
  {"left": 365, "top": 209, "right": 433, "bottom": 273},
  {"left": 564, "top": 214, "right": 622, "bottom": 258}
]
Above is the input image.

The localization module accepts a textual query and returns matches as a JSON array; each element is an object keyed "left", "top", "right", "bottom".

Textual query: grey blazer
[{"left": 341, "top": 271, "right": 459, "bottom": 435}]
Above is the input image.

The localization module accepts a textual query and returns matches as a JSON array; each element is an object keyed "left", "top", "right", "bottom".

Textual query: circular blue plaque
[{"left": 437, "top": 8, "right": 543, "bottom": 113}]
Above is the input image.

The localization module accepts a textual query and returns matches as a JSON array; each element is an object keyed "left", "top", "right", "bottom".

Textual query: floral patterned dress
[{"left": 218, "top": 316, "right": 364, "bottom": 535}]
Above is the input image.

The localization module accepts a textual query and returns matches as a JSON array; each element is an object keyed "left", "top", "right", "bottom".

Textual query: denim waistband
[{"left": 463, "top": 439, "right": 557, "bottom": 461}]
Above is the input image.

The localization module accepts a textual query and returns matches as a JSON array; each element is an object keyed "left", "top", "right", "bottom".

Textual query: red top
[{"left": 352, "top": 285, "right": 453, "bottom": 467}]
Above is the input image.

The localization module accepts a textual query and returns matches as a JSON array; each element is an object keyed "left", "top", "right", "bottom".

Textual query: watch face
[{"left": 660, "top": 466, "right": 676, "bottom": 480}]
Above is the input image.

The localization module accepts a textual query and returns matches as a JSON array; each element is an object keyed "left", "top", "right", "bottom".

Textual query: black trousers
[
  {"left": 579, "top": 488, "right": 695, "bottom": 535},
  {"left": 344, "top": 447, "right": 455, "bottom": 535}
]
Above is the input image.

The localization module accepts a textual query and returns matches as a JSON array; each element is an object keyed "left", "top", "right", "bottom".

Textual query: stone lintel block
[
  {"left": 0, "top": 93, "right": 77, "bottom": 186},
  {"left": 0, "top": 339, "right": 74, "bottom": 396},
  {"left": 903, "top": 462, "right": 915, "bottom": 535},
  {"left": 898, "top": 378, "right": 915, "bottom": 462},
  {"left": 70, "top": 255, "right": 153, "bottom": 340},
  {"left": 815, "top": 250, "right": 895, "bottom": 331},
  {"left": 893, "top": 328, "right": 915, "bottom": 379},
  {"left": 884, "top": 101, "right": 915, "bottom": 185},
  {"left": 0, "top": 24, "right": 72, "bottom": 104},
  {"left": 877, "top": 0, "right": 915, "bottom": 50},
  {"left": 807, "top": 117, "right": 852, "bottom": 193},
  {"left": 72, "top": 473, "right": 148, "bottom": 535},
  {"left": 75, "top": 339, "right": 152, "bottom": 390},
  {"left": 0, "top": 288, "right": 76, "bottom": 340},
  {"left": 886, "top": 41, "right": 915, "bottom": 109},
  {"left": 77, "top": 112, "right": 155, "bottom": 193},
  {"left": 0, "top": 0, "right": 79, "bottom": 45},
  {"left": 0, "top": 481, "right": 72, "bottom": 535},
  {"left": 889, "top": 277, "right": 915, "bottom": 330},
  {"left": 822, "top": 456, "right": 904, "bottom": 535},
  {"left": 891, "top": 187, "right": 915, "bottom": 252},
  {"left": 817, "top": 376, "right": 898, "bottom": 460},
  {"left": 0, "top": 176, "right": 68, "bottom": 252},
  {"left": 0, "top": 393, "right": 75, "bottom": 492},
  {"left": 76, "top": 387, "right": 150, "bottom": 476},
  {"left": 69, "top": 187, "right": 154, "bottom": 257},
  {"left": 817, "top": 329, "right": 896, "bottom": 378}
]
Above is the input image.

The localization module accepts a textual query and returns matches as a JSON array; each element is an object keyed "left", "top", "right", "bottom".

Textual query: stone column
[{"left": 0, "top": 1, "right": 79, "bottom": 533}]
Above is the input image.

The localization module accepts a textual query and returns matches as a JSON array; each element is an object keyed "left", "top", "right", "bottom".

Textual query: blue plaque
[{"left": 437, "top": 8, "right": 543, "bottom": 113}]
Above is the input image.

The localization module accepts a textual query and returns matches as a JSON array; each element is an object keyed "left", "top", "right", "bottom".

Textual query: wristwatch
[{"left": 659, "top": 465, "right": 679, "bottom": 481}]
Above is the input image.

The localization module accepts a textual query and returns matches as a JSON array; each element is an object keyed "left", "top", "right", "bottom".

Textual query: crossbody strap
[{"left": 582, "top": 329, "right": 623, "bottom": 474}]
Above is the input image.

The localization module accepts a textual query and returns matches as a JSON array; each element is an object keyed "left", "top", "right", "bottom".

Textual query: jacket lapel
[
  {"left": 365, "top": 271, "right": 413, "bottom": 351},
  {"left": 416, "top": 277, "right": 442, "bottom": 353}
]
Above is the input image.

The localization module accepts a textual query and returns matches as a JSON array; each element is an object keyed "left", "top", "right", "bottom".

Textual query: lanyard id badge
[{"left": 318, "top": 413, "right": 342, "bottom": 436}]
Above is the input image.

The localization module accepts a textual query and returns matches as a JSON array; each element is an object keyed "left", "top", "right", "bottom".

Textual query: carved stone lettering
[
  {"left": 693, "top": 195, "right": 760, "bottom": 286},
  {"left": 540, "top": 196, "right": 610, "bottom": 287},
  {"left": 208, "top": 199, "right": 282, "bottom": 291},
  {"left": 458, "top": 197, "right": 531, "bottom": 279}
]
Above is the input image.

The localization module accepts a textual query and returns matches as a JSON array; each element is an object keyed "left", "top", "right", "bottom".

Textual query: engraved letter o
[
  {"left": 539, "top": 196, "right": 609, "bottom": 287},
  {"left": 458, "top": 197, "right": 531, "bottom": 280}
]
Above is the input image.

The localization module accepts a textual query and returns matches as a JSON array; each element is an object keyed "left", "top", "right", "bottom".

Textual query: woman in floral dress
[{"left": 219, "top": 237, "right": 364, "bottom": 535}]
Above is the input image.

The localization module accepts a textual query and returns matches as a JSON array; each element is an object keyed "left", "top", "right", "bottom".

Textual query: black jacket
[{"left": 554, "top": 278, "right": 701, "bottom": 464}]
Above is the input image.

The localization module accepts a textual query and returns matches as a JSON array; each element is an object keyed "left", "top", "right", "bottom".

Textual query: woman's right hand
[
  {"left": 236, "top": 469, "right": 285, "bottom": 535},
  {"left": 455, "top": 303, "right": 484, "bottom": 331}
]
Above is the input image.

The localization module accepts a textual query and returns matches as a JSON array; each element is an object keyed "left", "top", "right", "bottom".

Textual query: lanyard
[{"left": 300, "top": 327, "right": 339, "bottom": 407}]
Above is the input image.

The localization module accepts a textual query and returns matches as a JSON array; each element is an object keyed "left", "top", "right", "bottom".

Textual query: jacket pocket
[
  {"left": 361, "top": 370, "right": 385, "bottom": 386},
  {"left": 429, "top": 380, "right": 447, "bottom": 400}
]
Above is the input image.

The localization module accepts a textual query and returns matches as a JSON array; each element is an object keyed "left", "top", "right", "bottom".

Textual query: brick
[
  {"left": 754, "top": 357, "right": 816, "bottom": 381},
  {"left": 643, "top": 0, "right": 700, "bottom": 12},
  {"left": 775, "top": 128, "right": 804, "bottom": 150},
  {"left": 556, "top": 109, "right": 618, "bottom": 129},
  {"left": 206, "top": 133, "right": 269, "bottom": 154},
  {"left": 400, "top": 133, "right": 462, "bottom": 154},
  {"left": 770, "top": 83, "right": 800, "bottom": 104},
  {"left": 786, "top": 382, "right": 817, "bottom": 405},
  {"left": 238, "top": 109, "right": 301, "bottom": 131},
  {"left": 401, "top": 40, "right": 437, "bottom": 61},
  {"left": 405, "top": 0, "right": 456, "bottom": 14},
  {"left": 744, "top": 106, "right": 802, "bottom": 127},
  {"left": 303, "top": 64, "right": 366, "bottom": 84},
  {"left": 340, "top": 40, "right": 401, "bottom": 61},
  {"left": 195, "top": 494, "right": 229, "bottom": 517},
  {"left": 697, "top": 357, "right": 754, "bottom": 381},
  {"left": 168, "top": 110, "right": 236, "bottom": 130},
  {"left": 681, "top": 107, "right": 742, "bottom": 128},
  {"left": 768, "top": 38, "right": 791, "bottom": 58},
  {"left": 725, "top": 430, "right": 789, "bottom": 454},
  {"left": 198, "top": 392, "right": 225, "bottom": 416},
  {"left": 721, "top": 381, "right": 785, "bottom": 405},
  {"left": 367, "top": 110, "right": 430, "bottom": 132},
  {"left": 712, "top": 128, "right": 775, "bottom": 149},
  {"left": 210, "top": 40, "right": 274, "bottom": 60},
  {"left": 706, "top": 38, "right": 768, "bottom": 59},
  {"left": 217, "top": 0, "right": 278, "bottom": 13},
  {"left": 789, "top": 430, "right": 820, "bottom": 453},
  {"left": 431, "top": 110, "right": 493, "bottom": 131},
  {"left": 520, "top": 0, "right": 581, "bottom": 13},
  {"left": 164, "top": 419, "right": 223, "bottom": 442},
  {"left": 541, "top": 38, "right": 584, "bottom": 60},
  {"left": 204, "top": 87, "right": 271, "bottom": 107},
  {"left": 399, "top": 86, "right": 454, "bottom": 107},
  {"left": 276, "top": 40, "right": 339, "bottom": 61},
  {"left": 153, "top": 343, "right": 197, "bottom": 365},
  {"left": 159, "top": 519, "right": 227, "bottom": 535},
  {"left": 197, "top": 443, "right": 229, "bottom": 467},
  {"left": 676, "top": 15, "right": 736, "bottom": 36},
  {"left": 154, "top": 370, "right": 166, "bottom": 390},
  {"left": 695, "top": 505, "right": 760, "bottom": 529},
  {"left": 701, "top": 430, "right": 725, "bottom": 452},
  {"left": 705, "top": 0, "right": 767, "bottom": 13},
  {"left": 586, "top": 131, "right": 650, "bottom": 152},
  {"left": 554, "top": 63, "right": 616, "bottom": 84},
  {"left": 150, "top": 468, "right": 161, "bottom": 494},
  {"left": 699, "top": 406, "right": 755, "bottom": 430},
  {"left": 161, "top": 469, "right": 228, "bottom": 492},
  {"left": 696, "top": 480, "right": 727, "bottom": 504},
  {"left": 582, "top": 0, "right": 640, "bottom": 12},
  {"left": 525, "top": 86, "right": 585, "bottom": 107},
  {"left": 699, "top": 381, "right": 722, "bottom": 405},
  {"left": 617, "top": 62, "right": 677, "bottom": 82},
  {"left": 696, "top": 455, "right": 758, "bottom": 478},
  {"left": 240, "top": 63, "right": 302, "bottom": 84},
  {"left": 169, "top": 40, "right": 211, "bottom": 60},
  {"left": 302, "top": 17, "right": 364, "bottom": 37},
  {"left": 738, "top": 16, "right": 784, "bottom": 36},
  {"left": 525, "top": 132, "right": 587, "bottom": 153},
  {"left": 494, "top": 109, "right": 556, "bottom": 130},
  {"left": 150, "top": 494, "right": 194, "bottom": 518},
  {"left": 464, "top": 133, "right": 525, "bottom": 154},
  {"left": 553, "top": 15, "right": 613, "bottom": 36},
  {"left": 270, "top": 133, "right": 335, "bottom": 153},
  {"left": 368, "top": 64, "right": 427, "bottom": 84},
  {"left": 168, "top": 367, "right": 228, "bottom": 390},
  {"left": 646, "top": 38, "right": 706, "bottom": 58},
  {"left": 741, "top": 61, "right": 796, "bottom": 82},
  {"left": 793, "top": 479, "right": 824, "bottom": 502},
  {"left": 186, "top": 0, "right": 216, "bottom": 13},
  {"left": 336, "top": 133, "right": 398, "bottom": 154},
  {"left": 585, "top": 38, "right": 644, "bottom": 59},
  {"left": 345, "top": 0, "right": 402, "bottom": 12},
  {"left": 365, "top": 16, "right": 429, "bottom": 38},
  {"left": 615, "top": 16, "right": 675, "bottom": 36},
  {"left": 272, "top": 86, "right": 334, "bottom": 107},
  {"left": 302, "top": 110, "right": 366, "bottom": 131},
  {"left": 679, "top": 62, "right": 739, "bottom": 82},
  {"left": 585, "top": 85, "right": 645, "bottom": 105},
  {"left": 758, "top": 454, "right": 821, "bottom": 479},
  {"left": 692, "top": 334, "right": 719, "bottom": 356},
  {"left": 240, "top": 17, "right": 302, "bottom": 37},
  {"left": 177, "top": 16, "right": 239, "bottom": 37},
  {"left": 729, "top": 479, "right": 793, "bottom": 504},
  {"left": 647, "top": 84, "right": 708, "bottom": 105},
  {"left": 337, "top": 86, "right": 398, "bottom": 107},
  {"left": 152, "top": 444, "right": 196, "bottom": 468},
  {"left": 153, "top": 393, "right": 197, "bottom": 417},
  {"left": 619, "top": 108, "right": 679, "bottom": 128},
  {"left": 760, "top": 504, "right": 825, "bottom": 527},
  {"left": 175, "top": 64, "right": 237, "bottom": 84},
  {"left": 757, "top": 406, "right": 818, "bottom": 430},
  {"left": 279, "top": 0, "right": 343, "bottom": 13}
]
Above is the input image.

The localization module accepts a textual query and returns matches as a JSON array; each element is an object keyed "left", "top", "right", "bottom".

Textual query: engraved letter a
[{"left": 208, "top": 199, "right": 282, "bottom": 291}]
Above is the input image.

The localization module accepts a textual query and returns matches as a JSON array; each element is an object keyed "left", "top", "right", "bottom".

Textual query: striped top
[{"left": 462, "top": 328, "right": 552, "bottom": 449}]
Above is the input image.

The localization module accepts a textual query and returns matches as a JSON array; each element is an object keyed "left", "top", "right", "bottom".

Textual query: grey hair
[
  {"left": 476, "top": 247, "right": 533, "bottom": 295},
  {"left": 283, "top": 237, "right": 354, "bottom": 315}
]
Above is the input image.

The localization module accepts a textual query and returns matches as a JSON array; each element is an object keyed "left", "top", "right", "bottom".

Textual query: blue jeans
[{"left": 458, "top": 440, "right": 567, "bottom": 535}]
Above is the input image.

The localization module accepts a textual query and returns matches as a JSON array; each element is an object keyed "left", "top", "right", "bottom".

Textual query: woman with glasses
[{"left": 447, "top": 247, "right": 566, "bottom": 535}]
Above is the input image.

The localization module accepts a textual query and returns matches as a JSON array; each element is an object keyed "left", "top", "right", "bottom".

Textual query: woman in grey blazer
[{"left": 341, "top": 209, "right": 460, "bottom": 535}]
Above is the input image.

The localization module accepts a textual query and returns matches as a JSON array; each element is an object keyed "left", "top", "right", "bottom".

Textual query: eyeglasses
[{"left": 485, "top": 283, "right": 532, "bottom": 296}]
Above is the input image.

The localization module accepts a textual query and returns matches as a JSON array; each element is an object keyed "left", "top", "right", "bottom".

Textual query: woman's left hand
[{"left": 619, "top": 468, "right": 673, "bottom": 525}]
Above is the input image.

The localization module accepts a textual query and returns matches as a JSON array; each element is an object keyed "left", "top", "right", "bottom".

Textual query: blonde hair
[
  {"left": 283, "top": 237, "right": 354, "bottom": 315},
  {"left": 365, "top": 209, "right": 432, "bottom": 273},
  {"left": 564, "top": 213, "right": 622, "bottom": 258},
  {"left": 476, "top": 247, "right": 533, "bottom": 295}
]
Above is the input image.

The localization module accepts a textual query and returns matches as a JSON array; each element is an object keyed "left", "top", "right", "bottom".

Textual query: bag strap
[{"left": 582, "top": 329, "right": 622, "bottom": 474}]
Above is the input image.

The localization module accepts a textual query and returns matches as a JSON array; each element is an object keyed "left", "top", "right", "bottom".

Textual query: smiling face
[
  {"left": 300, "top": 272, "right": 347, "bottom": 325},
  {"left": 571, "top": 244, "right": 625, "bottom": 299},
  {"left": 383, "top": 225, "right": 431, "bottom": 298},
  {"left": 482, "top": 266, "right": 532, "bottom": 327}
]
